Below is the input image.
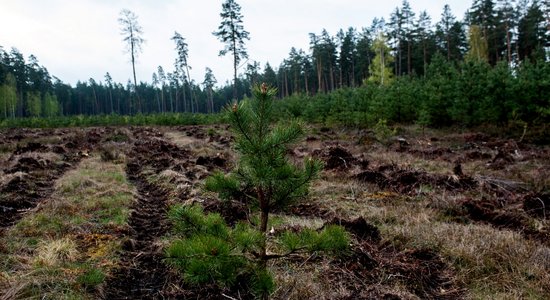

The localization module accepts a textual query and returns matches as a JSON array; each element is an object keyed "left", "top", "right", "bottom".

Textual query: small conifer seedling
[{"left": 166, "top": 83, "right": 349, "bottom": 299}]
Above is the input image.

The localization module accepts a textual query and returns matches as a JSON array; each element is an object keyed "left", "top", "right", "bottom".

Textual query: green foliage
[
  {"left": 250, "top": 268, "right": 276, "bottom": 298},
  {"left": 168, "top": 204, "right": 229, "bottom": 238},
  {"left": 270, "top": 56, "right": 549, "bottom": 135},
  {"left": 207, "top": 84, "right": 323, "bottom": 212},
  {"left": 368, "top": 32, "right": 394, "bottom": 86},
  {"left": 43, "top": 92, "right": 60, "bottom": 118},
  {"left": 465, "top": 25, "right": 488, "bottom": 62},
  {"left": 166, "top": 204, "right": 350, "bottom": 296},
  {"left": 278, "top": 226, "right": 349, "bottom": 254},
  {"left": 166, "top": 204, "right": 276, "bottom": 294},
  {"left": 310, "top": 225, "right": 350, "bottom": 254},
  {"left": 204, "top": 171, "right": 241, "bottom": 201},
  {"left": 166, "top": 236, "right": 246, "bottom": 286},
  {"left": 1, "top": 0, "right": 549, "bottom": 120},
  {"left": 0, "top": 73, "right": 17, "bottom": 119},
  {"left": 77, "top": 267, "right": 105, "bottom": 287},
  {"left": 169, "top": 84, "right": 349, "bottom": 299},
  {"left": 166, "top": 205, "right": 247, "bottom": 286},
  {"left": 232, "top": 222, "right": 263, "bottom": 252},
  {"left": 373, "top": 119, "right": 396, "bottom": 142},
  {"left": 0, "top": 112, "right": 222, "bottom": 129},
  {"left": 25, "top": 91, "right": 41, "bottom": 117}
]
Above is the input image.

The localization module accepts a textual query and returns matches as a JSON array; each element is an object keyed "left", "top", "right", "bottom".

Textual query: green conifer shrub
[{"left": 166, "top": 83, "right": 350, "bottom": 299}]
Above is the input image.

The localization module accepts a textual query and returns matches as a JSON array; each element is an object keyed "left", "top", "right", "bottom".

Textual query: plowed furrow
[
  {"left": 104, "top": 129, "right": 186, "bottom": 299},
  {"left": 0, "top": 129, "right": 102, "bottom": 229}
]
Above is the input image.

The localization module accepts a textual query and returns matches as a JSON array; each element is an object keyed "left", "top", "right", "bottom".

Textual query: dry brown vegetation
[{"left": 0, "top": 125, "right": 548, "bottom": 299}]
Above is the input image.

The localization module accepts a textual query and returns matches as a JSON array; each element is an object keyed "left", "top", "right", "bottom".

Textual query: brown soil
[
  {"left": 103, "top": 127, "right": 252, "bottom": 299},
  {"left": 313, "top": 146, "right": 358, "bottom": 171},
  {"left": 355, "top": 167, "right": 477, "bottom": 194},
  {"left": 324, "top": 217, "right": 463, "bottom": 300},
  {"left": 523, "top": 193, "right": 550, "bottom": 219},
  {"left": 458, "top": 196, "right": 550, "bottom": 244},
  {"left": 0, "top": 128, "right": 103, "bottom": 229},
  {"left": 1, "top": 125, "right": 548, "bottom": 298}
]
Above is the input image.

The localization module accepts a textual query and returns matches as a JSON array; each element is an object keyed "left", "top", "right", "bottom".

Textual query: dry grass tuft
[
  {"left": 386, "top": 221, "right": 550, "bottom": 298},
  {"left": 34, "top": 238, "right": 79, "bottom": 267},
  {"left": 164, "top": 131, "right": 201, "bottom": 148}
]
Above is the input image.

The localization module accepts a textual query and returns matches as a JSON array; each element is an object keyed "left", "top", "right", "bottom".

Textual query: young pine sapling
[{"left": 166, "top": 83, "right": 349, "bottom": 299}]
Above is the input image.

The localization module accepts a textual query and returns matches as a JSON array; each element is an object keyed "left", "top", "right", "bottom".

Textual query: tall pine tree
[{"left": 213, "top": 0, "right": 250, "bottom": 101}]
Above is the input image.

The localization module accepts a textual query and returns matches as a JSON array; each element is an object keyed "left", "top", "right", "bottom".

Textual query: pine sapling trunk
[{"left": 258, "top": 187, "right": 269, "bottom": 268}]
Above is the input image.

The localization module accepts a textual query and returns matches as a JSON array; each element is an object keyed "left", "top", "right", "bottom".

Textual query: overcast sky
[{"left": 1, "top": 0, "right": 471, "bottom": 87}]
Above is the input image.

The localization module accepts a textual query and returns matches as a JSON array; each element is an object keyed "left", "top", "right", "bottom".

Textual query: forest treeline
[{"left": 0, "top": 0, "right": 548, "bottom": 128}]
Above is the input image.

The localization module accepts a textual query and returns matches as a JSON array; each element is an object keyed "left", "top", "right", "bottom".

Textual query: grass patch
[
  {"left": 304, "top": 129, "right": 550, "bottom": 298},
  {"left": 77, "top": 267, "right": 106, "bottom": 288},
  {"left": 0, "top": 154, "right": 135, "bottom": 299}
]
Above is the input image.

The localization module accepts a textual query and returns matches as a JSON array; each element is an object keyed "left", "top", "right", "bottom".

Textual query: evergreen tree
[
  {"left": 401, "top": 0, "right": 416, "bottom": 75},
  {"left": 118, "top": 9, "right": 145, "bottom": 112},
  {"left": 355, "top": 26, "right": 376, "bottom": 82},
  {"left": 157, "top": 66, "right": 166, "bottom": 112},
  {"left": 414, "top": 11, "right": 435, "bottom": 75},
  {"left": 453, "top": 60, "right": 492, "bottom": 126},
  {"left": 467, "top": 0, "right": 506, "bottom": 65},
  {"left": 213, "top": 0, "right": 250, "bottom": 101},
  {"left": 211, "top": 83, "right": 322, "bottom": 241},
  {"left": 202, "top": 67, "right": 217, "bottom": 113},
  {"left": 261, "top": 63, "right": 278, "bottom": 89},
  {"left": 435, "top": 5, "right": 467, "bottom": 62},
  {"left": 497, "top": 0, "right": 518, "bottom": 64},
  {"left": 166, "top": 84, "right": 348, "bottom": 299},
  {"left": 104, "top": 72, "right": 114, "bottom": 114},
  {"left": 309, "top": 29, "right": 338, "bottom": 92},
  {"left": 517, "top": 0, "right": 548, "bottom": 61},
  {"left": 172, "top": 32, "right": 194, "bottom": 112},
  {"left": 339, "top": 27, "right": 358, "bottom": 87},
  {"left": 423, "top": 53, "right": 459, "bottom": 126},
  {"left": 245, "top": 60, "right": 261, "bottom": 87},
  {"left": 388, "top": 6, "right": 404, "bottom": 75},
  {"left": 43, "top": 92, "right": 60, "bottom": 118}
]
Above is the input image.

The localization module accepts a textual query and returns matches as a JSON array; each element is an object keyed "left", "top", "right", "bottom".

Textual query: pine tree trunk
[
  {"left": 182, "top": 82, "right": 187, "bottom": 112},
  {"left": 92, "top": 87, "right": 98, "bottom": 114},
  {"left": 447, "top": 35, "right": 451, "bottom": 60},
  {"left": 156, "top": 90, "right": 160, "bottom": 113},
  {"left": 398, "top": 40, "right": 402, "bottom": 76},
  {"left": 506, "top": 22, "right": 511, "bottom": 64},
  {"left": 317, "top": 59, "right": 322, "bottom": 93},
  {"left": 284, "top": 70, "right": 288, "bottom": 97},
  {"left": 407, "top": 41, "right": 412, "bottom": 74},
  {"left": 185, "top": 66, "right": 194, "bottom": 112},
  {"left": 423, "top": 40, "right": 427, "bottom": 76},
  {"left": 109, "top": 89, "right": 114, "bottom": 114},
  {"left": 330, "top": 65, "right": 335, "bottom": 91},
  {"left": 160, "top": 87, "right": 165, "bottom": 113},
  {"left": 233, "top": 38, "right": 238, "bottom": 101},
  {"left": 304, "top": 72, "right": 309, "bottom": 96},
  {"left": 130, "top": 42, "right": 141, "bottom": 113}
]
